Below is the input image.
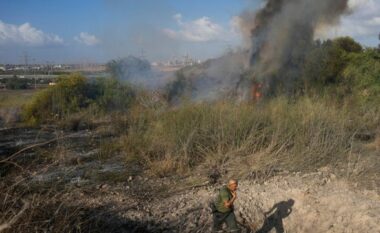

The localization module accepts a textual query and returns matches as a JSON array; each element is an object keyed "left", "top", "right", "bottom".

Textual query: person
[{"left": 211, "top": 179, "right": 240, "bottom": 233}]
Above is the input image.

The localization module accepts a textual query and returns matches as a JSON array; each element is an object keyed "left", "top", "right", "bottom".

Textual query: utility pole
[
  {"left": 46, "top": 61, "right": 51, "bottom": 75},
  {"left": 23, "top": 51, "right": 30, "bottom": 73},
  {"left": 32, "top": 58, "right": 36, "bottom": 89},
  {"left": 139, "top": 48, "right": 146, "bottom": 60}
]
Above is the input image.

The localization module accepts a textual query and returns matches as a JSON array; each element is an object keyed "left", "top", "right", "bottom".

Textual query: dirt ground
[
  {"left": 1, "top": 127, "right": 379, "bottom": 233},
  {"left": 49, "top": 168, "right": 380, "bottom": 233}
]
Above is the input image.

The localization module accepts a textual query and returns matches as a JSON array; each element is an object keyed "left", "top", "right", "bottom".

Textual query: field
[
  {"left": 1, "top": 39, "right": 380, "bottom": 232},
  {"left": 0, "top": 89, "right": 39, "bottom": 109}
]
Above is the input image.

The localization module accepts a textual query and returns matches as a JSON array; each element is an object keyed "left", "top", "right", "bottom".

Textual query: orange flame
[{"left": 252, "top": 83, "right": 262, "bottom": 101}]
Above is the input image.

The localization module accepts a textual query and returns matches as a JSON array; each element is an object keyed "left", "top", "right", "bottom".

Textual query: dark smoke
[
  {"left": 239, "top": 0, "right": 349, "bottom": 95},
  {"left": 142, "top": 0, "right": 352, "bottom": 102}
]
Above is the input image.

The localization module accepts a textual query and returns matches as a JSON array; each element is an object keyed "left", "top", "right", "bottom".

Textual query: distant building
[
  {"left": 14, "top": 66, "right": 27, "bottom": 71},
  {"left": 31, "top": 66, "right": 42, "bottom": 70},
  {"left": 164, "top": 54, "right": 200, "bottom": 67}
]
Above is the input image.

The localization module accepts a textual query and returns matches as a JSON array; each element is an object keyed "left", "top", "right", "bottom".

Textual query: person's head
[{"left": 227, "top": 179, "right": 238, "bottom": 192}]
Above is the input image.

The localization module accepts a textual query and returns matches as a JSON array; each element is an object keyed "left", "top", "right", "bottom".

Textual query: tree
[
  {"left": 302, "top": 37, "right": 361, "bottom": 89},
  {"left": 333, "top": 37, "right": 362, "bottom": 53},
  {"left": 106, "top": 56, "right": 152, "bottom": 81},
  {"left": 5, "top": 76, "right": 29, "bottom": 89},
  {"left": 342, "top": 49, "right": 380, "bottom": 104}
]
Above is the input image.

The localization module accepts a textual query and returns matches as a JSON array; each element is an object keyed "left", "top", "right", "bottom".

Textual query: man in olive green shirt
[{"left": 212, "top": 179, "right": 240, "bottom": 232}]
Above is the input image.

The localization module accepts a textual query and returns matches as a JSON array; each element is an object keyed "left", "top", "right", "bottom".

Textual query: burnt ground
[{"left": 1, "top": 126, "right": 380, "bottom": 233}]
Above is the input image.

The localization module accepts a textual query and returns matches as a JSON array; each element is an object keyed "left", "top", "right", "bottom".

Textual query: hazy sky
[{"left": 0, "top": 0, "right": 379, "bottom": 64}]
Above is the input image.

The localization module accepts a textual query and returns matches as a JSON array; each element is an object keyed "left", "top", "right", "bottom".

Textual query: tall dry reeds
[{"left": 119, "top": 96, "right": 379, "bottom": 177}]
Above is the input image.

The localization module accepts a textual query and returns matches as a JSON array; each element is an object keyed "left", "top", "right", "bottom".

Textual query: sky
[{"left": 0, "top": 0, "right": 379, "bottom": 64}]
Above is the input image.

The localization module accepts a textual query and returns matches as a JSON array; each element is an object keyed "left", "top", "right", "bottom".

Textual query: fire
[{"left": 252, "top": 83, "right": 262, "bottom": 101}]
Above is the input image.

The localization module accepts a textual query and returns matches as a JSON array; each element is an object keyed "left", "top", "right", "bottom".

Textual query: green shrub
[
  {"left": 5, "top": 75, "right": 29, "bottom": 89},
  {"left": 165, "top": 71, "right": 193, "bottom": 102},
  {"left": 22, "top": 73, "right": 91, "bottom": 124},
  {"left": 22, "top": 73, "right": 136, "bottom": 125},
  {"left": 342, "top": 49, "right": 380, "bottom": 105},
  {"left": 93, "top": 78, "right": 136, "bottom": 112}
]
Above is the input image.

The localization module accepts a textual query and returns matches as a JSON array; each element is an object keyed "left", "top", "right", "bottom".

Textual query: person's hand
[{"left": 231, "top": 191, "right": 237, "bottom": 199}]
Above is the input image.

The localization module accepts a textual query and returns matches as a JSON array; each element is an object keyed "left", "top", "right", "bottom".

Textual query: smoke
[
  {"left": 167, "top": 0, "right": 352, "bottom": 102},
  {"left": 124, "top": 0, "right": 354, "bottom": 102},
  {"left": 106, "top": 56, "right": 173, "bottom": 89},
  {"left": 238, "top": 0, "right": 349, "bottom": 94},
  {"left": 191, "top": 50, "right": 249, "bottom": 102}
]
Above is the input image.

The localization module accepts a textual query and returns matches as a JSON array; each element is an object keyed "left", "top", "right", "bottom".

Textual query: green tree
[
  {"left": 5, "top": 75, "right": 29, "bottom": 89},
  {"left": 302, "top": 37, "right": 363, "bottom": 94},
  {"left": 333, "top": 37, "right": 362, "bottom": 53},
  {"left": 342, "top": 49, "right": 380, "bottom": 104}
]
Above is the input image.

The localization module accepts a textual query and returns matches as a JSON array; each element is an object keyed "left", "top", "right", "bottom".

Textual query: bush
[
  {"left": 165, "top": 71, "right": 193, "bottom": 103},
  {"left": 5, "top": 76, "right": 29, "bottom": 89},
  {"left": 22, "top": 73, "right": 90, "bottom": 124},
  {"left": 22, "top": 73, "right": 136, "bottom": 125},
  {"left": 342, "top": 49, "right": 380, "bottom": 105},
  {"left": 106, "top": 56, "right": 153, "bottom": 81},
  {"left": 302, "top": 37, "right": 379, "bottom": 102},
  {"left": 93, "top": 77, "right": 135, "bottom": 112}
]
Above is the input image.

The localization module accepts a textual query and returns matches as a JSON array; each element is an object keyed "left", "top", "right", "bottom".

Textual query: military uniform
[{"left": 212, "top": 186, "right": 240, "bottom": 232}]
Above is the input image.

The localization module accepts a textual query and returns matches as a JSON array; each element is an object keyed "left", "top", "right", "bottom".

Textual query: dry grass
[
  {"left": 1, "top": 92, "right": 379, "bottom": 232},
  {"left": 116, "top": 96, "right": 379, "bottom": 182},
  {"left": 97, "top": 140, "right": 121, "bottom": 161},
  {"left": 0, "top": 89, "right": 40, "bottom": 126},
  {"left": 145, "top": 154, "right": 179, "bottom": 177},
  {"left": 0, "top": 179, "right": 124, "bottom": 233},
  {"left": 0, "top": 89, "right": 38, "bottom": 109}
]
